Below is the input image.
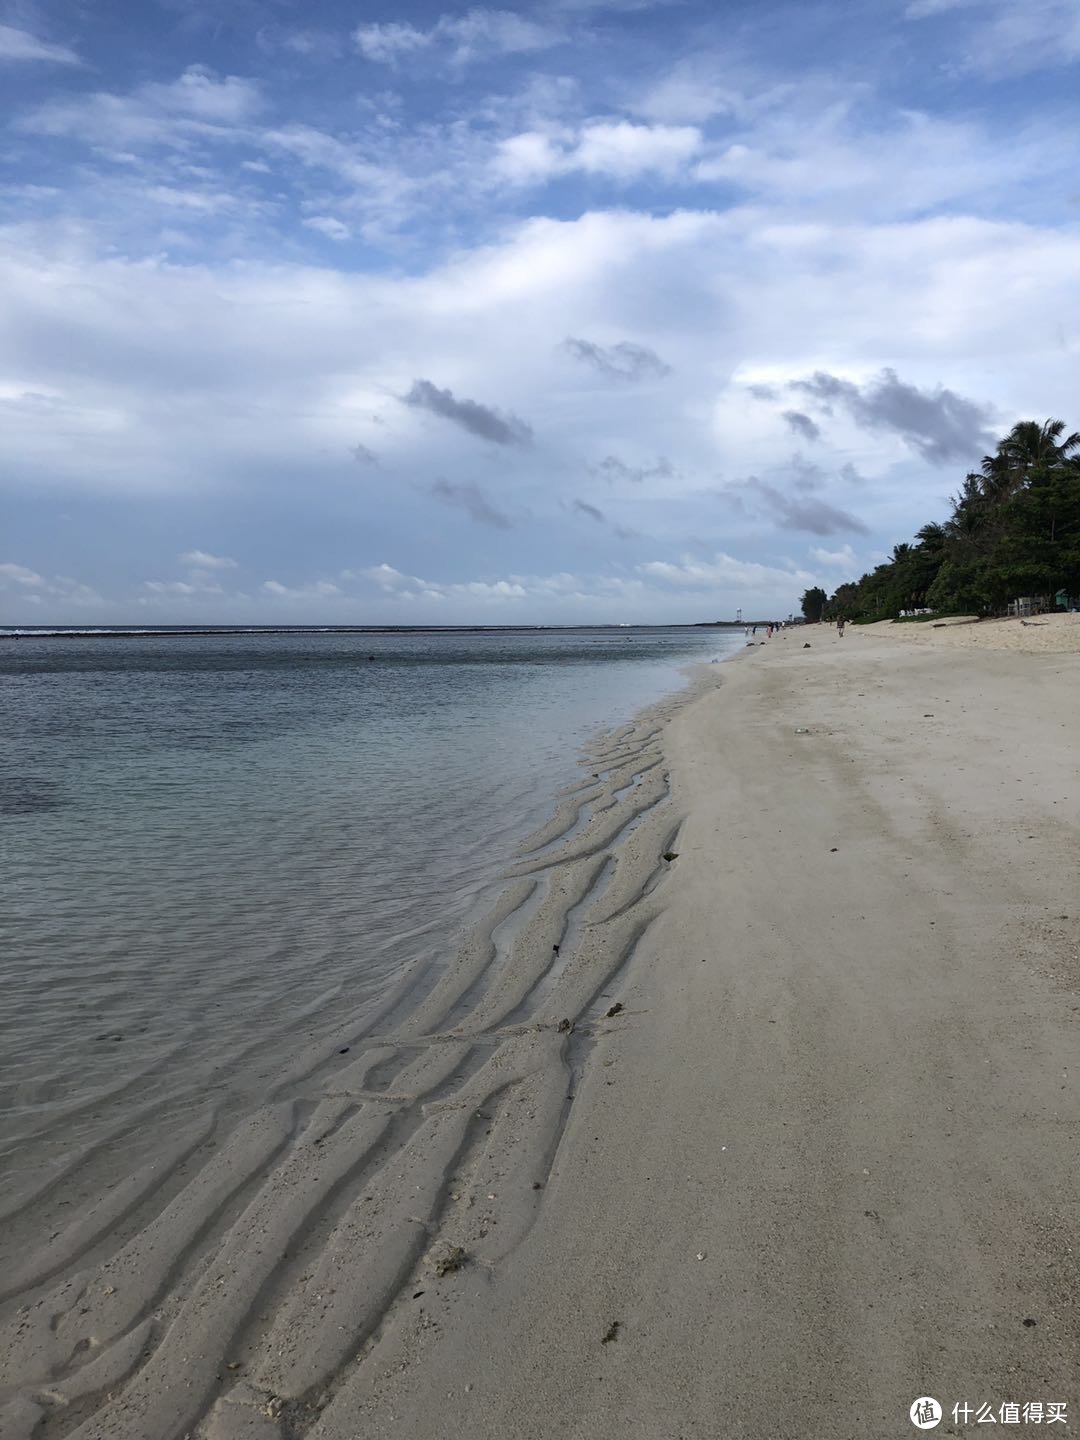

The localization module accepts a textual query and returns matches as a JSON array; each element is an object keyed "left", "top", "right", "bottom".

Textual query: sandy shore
[
  {"left": 3, "top": 628, "right": 1079, "bottom": 1439},
  {"left": 865, "top": 608, "right": 1080, "bottom": 654}
]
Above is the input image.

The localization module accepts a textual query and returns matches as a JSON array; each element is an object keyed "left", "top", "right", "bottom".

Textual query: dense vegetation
[
  {"left": 802, "top": 419, "right": 1080, "bottom": 623},
  {"left": 799, "top": 587, "right": 827, "bottom": 623}
]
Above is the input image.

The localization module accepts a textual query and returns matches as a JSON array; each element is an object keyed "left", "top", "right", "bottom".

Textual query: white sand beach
[
  {"left": 866, "top": 609, "right": 1080, "bottom": 654},
  {"left": 3, "top": 623, "right": 1078, "bottom": 1440}
]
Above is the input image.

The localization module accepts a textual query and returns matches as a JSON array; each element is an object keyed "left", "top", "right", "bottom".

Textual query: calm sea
[{"left": 0, "top": 626, "right": 742, "bottom": 1188}]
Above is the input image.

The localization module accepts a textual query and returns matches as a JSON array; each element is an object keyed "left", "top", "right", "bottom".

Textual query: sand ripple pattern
[{"left": 0, "top": 698, "right": 698, "bottom": 1440}]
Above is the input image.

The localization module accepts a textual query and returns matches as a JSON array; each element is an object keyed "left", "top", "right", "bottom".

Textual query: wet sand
[
  {"left": 0, "top": 671, "right": 710, "bottom": 1440},
  {"left": 3, "top": 627, "right": 1079, "bottom": 1439}
]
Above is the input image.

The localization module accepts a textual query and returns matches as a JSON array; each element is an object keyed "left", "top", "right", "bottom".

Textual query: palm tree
[
  {"left": 915, "top": 521, "right": 947, "bottom": 552},
  {"left": 1001, "top": 418, "right": 1080, "bottom": 470},
  {"left": 978, "top": 451, "right": 1012, "bottom": 504},
  {"left": 984, "top": 419, "right": 1080, "bottom": 503},
  {"left": 946, "top": 478, "right": 992, "bottom": 548}
]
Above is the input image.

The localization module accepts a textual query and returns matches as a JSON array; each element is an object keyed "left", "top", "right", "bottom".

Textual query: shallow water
[{"left": 1, "top": 626, "right": 742, "bottom": 1183}]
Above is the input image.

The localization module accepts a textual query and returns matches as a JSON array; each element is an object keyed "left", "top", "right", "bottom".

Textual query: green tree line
[{"left": 803, "top": 419, "right": 1080, "bottom": 622}]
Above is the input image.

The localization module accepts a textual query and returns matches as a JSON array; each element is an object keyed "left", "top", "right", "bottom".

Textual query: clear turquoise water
[{"left": 0, "top": 626, "right": 741, "bottom": 1177}]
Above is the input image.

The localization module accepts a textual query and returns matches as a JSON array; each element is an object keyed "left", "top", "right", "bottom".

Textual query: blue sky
[{"left": 3, "top": 0, "right": 1080, "bottom": 623}]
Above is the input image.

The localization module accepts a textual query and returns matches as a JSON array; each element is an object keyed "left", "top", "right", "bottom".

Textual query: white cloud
[
  {"left": 385, "top": 564, "right": 650, "bottom": 604},
  {"left": 260, "top": 127, "right": 413, "bottom": 231},
  {"left": 437, "top": 8, "right": 560, "bottom": 63},
  {"left": 14, "top": 42, "right": 1060, "bottom": 252},
  {"left": 6, "top": 0, "right": 1080, "bottom": 627},
  {"left": 145, "top": 185, "right": 241, "bottom": 214},
  {"left": 0, "top": 561, "right": 45, "bottom": 585},
  {"left": 303, "top": 215, "right": 352, "bottom": 241},
  {"left": 641, "top": 552, "right": 819, "bottom": 594},
  {"left": 178, "top": 550, "right": 236, "bottom": 569},
  {"left": 493, "top": 131, "right": 564, "bottom": 183},
  {"left": 0, "top": 562, "right": 103, "bottom": 607},
  {"left": 353, "top": 21, "right": 430, "bottom": 64},
  {"left": 631, "top": 50, "right": 810, "bottom": 129},
  {"left": 691, "top": 101, "right": 1059, "bottom": 221},
  {"left": 359, "top": 563, "right": 414, "bottom": 590},
  {"left": 551, "top": 0, "right": 682, "bottom": 9},
  {"left": 262, "top": 578, "right": 342, "bottom": 598},
  {"left": 905, "top": 0, "right": 1080, "bottom": 76},
  {"left": 355, "top": 9, "right": 560, "bottom": 67},
  {"left": 266, "top": 28, "right": 344, "bottom": 60},
  {"left": 260, "top": 125, "right": 378, "bottom": 184},
  {"left": 356, "top": 563, "right": 579, "bottom": 604},
  {"left": 4, "top": 179, "right": 1080, "bottom": 617},
  {"left": 494, "top": 120, "right": 702, "bottom": 184},
  {"left": 0, "top": 24, "right": 80, "bottom": 65},
  {"left": 634, "top": 60, "right": 744, "bottom": 124},
  {"left": 19, "top": 66, "right": 261, "bottom": 146},
  {"left": 140, "top": 67, "right": 263, "bottom": 123},
  {"left": 144, "top": 579, "right": 219, "bottom": 596},
  {"left": 905, "top": 0, "right": 983, "bottom": 13},
  {"left": 811, "top": 544, "right": 858, "bottom": 568},
  {"left": 1, "top": 203, "right": 1074, "bottom": 517},
  {"left": 337, "top": 553, "right": 829, "bottom": 619},
  {"left": 144, "top": 551, "right": 239, "bottom": 596},
  {"left": 575, "top": 122, "right": 702, "bottom": 179}
]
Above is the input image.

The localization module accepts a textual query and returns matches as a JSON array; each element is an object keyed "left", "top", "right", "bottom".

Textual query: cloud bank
[
  {"left": 2, "top": 0, "right": 1078, "bottom": 622},
  {"left": 790, "top": 369, "right": 995, "bottom": 464}
]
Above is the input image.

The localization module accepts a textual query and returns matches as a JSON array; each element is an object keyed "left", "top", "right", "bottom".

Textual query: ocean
[{"left": 1, "top": 625, "right": 743, "bottom": 1197}]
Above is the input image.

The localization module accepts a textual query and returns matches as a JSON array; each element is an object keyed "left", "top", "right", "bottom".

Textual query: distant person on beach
[{"left": 837, "top": 617, "right": 846, "bottom": 637}]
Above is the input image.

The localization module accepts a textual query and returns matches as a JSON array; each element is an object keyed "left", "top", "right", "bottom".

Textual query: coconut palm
[
  {"left": 1001, "top": 418, "right": 1080, "bottom": 470},
  {"left": 915, "top": 521, "right": 947, "bottom": 552},
  {"left": 822, "top": 415, "right": 1080, "bottom": 621},
  {"left": 982, "top": 419, "right": 1080, "bottom": 503}
]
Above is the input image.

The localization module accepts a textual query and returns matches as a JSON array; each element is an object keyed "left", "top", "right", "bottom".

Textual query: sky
[{"left": 2, "top": 0, "right": 1080, "bottom": 624}]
